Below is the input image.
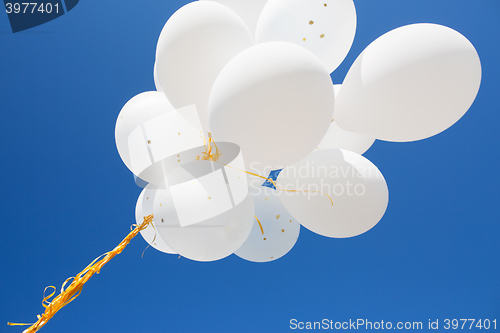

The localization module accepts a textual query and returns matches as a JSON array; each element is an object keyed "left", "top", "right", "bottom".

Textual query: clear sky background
[{"left": 1, "top": 1, "right": 499, "bottom": 332}]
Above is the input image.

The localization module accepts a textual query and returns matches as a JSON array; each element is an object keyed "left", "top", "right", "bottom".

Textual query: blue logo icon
[{"left": 4, "top": 0, "right": 78, "bottom": 33}]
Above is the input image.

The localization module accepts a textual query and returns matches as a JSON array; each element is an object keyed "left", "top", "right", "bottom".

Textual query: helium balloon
[
  {"left": 235, "top": 187, "right": 300, "bottom": 263},
  {"left": 277, "top": 149, "right": 388, "bottom": 238},
  {"left": 136, "top": 186, "right": 176, "bottom": 254},
  {"left": 208, "top": 42, "right": 335, "bottom": 179},
  {"left": 115, "top": 92, "right": 204, "bottom": 185},
  {"left": 317, "top": 85, "right": 375, "bottom": 154},
  {"left": 154, "top": 188, "right": 254, "bottom": 262},
  {"left": 199, "top": 0, "right": 269, "bottom": 39},
  {"left": 153, "top": 143, "right": 255, "bottom": 262},
  {"left": 256, "top": 0, "right": 356, "bottom": 73},
  {"left": 156, "top": 1, "right": 253, "bottom": 133},
  {"left": 335, "top": 23, "right": 482, "bottom": 142}
]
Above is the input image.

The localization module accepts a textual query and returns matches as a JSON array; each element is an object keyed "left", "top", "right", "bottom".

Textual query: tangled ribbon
[{"left": 8, "top": 215, "right": 154, "bottom": 333}]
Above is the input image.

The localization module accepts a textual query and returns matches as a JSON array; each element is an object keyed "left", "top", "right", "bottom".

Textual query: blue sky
[{"left": 1, "top": 1, "right": 499, "bottom": 332}]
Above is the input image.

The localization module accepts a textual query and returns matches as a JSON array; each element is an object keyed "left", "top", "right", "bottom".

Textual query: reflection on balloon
[{"left": 335, "top": 23, "right": 481, "bottom": 142}]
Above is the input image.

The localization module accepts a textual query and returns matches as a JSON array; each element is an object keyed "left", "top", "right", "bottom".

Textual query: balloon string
[
  {"left": 141, "top": 220, "right": 158, "bottom": 258},
  {"left": 8, "top": 214, "right": 154, "bottom": 333},
  {"left": 197, "top": 133, "right": 221, "bottom": 161},
  {"left": 141, "top": 244, "right": 151, "bottom": 258},
  {"left": 255, "top": 215, "right": 264, "bottom": 235}
]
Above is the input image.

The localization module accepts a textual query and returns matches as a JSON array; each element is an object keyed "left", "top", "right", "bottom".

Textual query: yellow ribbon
[
  {"left": 7, "top": 323, "right": 34, "bottom": 327},
  {"left": 197, "top": 133, "right": 222, "bottom": 161},
  {"left": 9, "top": 215, "right": 154, "bottom": 333},
  {"left": 255, "top": 215, "right": 264, "bottom": 235}
]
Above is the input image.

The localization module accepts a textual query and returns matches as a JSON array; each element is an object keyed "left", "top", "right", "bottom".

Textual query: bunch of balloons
[{"left": 115, "top": 0, "right": 481, "bottom": 263}]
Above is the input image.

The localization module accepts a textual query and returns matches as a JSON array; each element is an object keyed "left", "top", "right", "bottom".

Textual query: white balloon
[
  {"left": 208, "top": 42, "right": 335, "bottom": 179},
  {"left": 153, "top": 62, "right": 163, "bottom": 92},
  {"left": 154, "top": 189, "right": 254, "bottom": 262},
  {"left": 136, "top": 186, "right": 176, "bottom": 255},
  {"left": 317, "top": 85, "right": 375, "bottom": 154},
  {"left": 235, "top": 187, "right": 300, "bottom": 262},
  {"left": 153, "top": 143, "right": 254, "bottom": 261},
  {"left": 156, "top": 1, "right": 253, "bottom": 133},
  {"left": 256, "top": 0, "right": 356, "bottom": 73},
  {"left": 115, "top": 92, "right": 205, "bottom": 185},
  {"left": 335, "top": 23, "right": 482, "bottom": 142},
  {"left": 199, "top": 0, "right": 269, "bottom": 39},
  {"left": 277, "top": 149, "right": 388, "bottom": 238}
]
